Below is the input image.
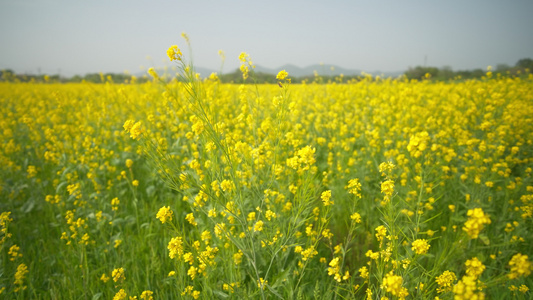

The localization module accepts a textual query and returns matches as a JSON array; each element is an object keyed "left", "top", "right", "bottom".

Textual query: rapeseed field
[{"left": 0, "top": 43, "right": 532, "bottom": 299}]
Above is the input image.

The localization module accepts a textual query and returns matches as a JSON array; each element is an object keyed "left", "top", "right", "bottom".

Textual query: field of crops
[{"left": 1, "top": 48, "right": 532, "bottom": 299}]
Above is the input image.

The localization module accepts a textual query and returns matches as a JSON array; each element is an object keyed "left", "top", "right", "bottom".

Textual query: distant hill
[
  {"left": 136, "top": 64, "right": 404, "bottom": 79},
  {"left": 248, "top": 64, "right": 403, "bottom": 78}
]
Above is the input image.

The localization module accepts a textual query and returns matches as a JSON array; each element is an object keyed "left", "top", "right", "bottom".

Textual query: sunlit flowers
[
  {"left": 168, "top": 236, "right": 184, "bottom": 259},
  {"left": 276, "top": 69, "right": 288, "bottom": 80},
  {"left": 463, "top": 208, "right": 491, "bottom": 239},
  {"left": 156, "top": 206, "right": 173, "bottom": 224},
  {"left": 167, "top": 45, "right": 183, "bottom": 61},
  {"left": 14, "top": 263, "right": 28, "bottom": 292},
  {"left": 435, "top": 270, "right": 456, "bottom": 293},
  {"left": 111, "top": 267, "right": 125, "bottom": 283},
  {"left": 123, "top": 119, "right": 143, "bottom": 140},
  {"left": 381, "top": 179, "right": 395, "bottom": 197},
  {"left": 407, "top": 131, "right": 430, "bottom": 158},
  {"left": 507, "top": 253, "right": 532, "bottom": 279},
  {"left": 411, "top": 239, "right": 430, "bottom": 255},
  {"left": 253, "top": 220, "right": 264, "bottom": 232},
  {"left": 321, "top": 190, "right": 333, "bottom": 206},
  {"left": 113, "top": 289, "right": 127, "bottom": 300},
  {"left": 140, "top": 290, "right": 154, "bottom": 300},
  {"left": 346, "top": 178, "right": 362, "bottom": 198},
  {"left": 382, "top": 271, "right": 409, "bottom": 299},
  {"left": 465, "top": 257, "right": 485, "bottom": 278}
]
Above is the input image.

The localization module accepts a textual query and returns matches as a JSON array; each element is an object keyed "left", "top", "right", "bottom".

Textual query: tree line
[{"left": 2, "top": 58, "right": 531, "bottom": 84}]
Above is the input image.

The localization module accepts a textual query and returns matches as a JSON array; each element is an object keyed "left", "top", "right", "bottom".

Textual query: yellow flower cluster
[
  {"left": 123, "top": 119, "right": 143, "bottom": 140},
  {"left": 435, "top": 270, "right": 456, "bottom": 293},
  {"left": 463, "top": 208, "right": 491, "bottom": 239},
  {"left": 156, "top": 206, "right": 173, "bottom": 224},
  {"left": 407, "top": 131, "right": 430, "bottom": 158},
  {"left": 276, "top": 70, "right": 289, "bottom": 81},
  {"left": 452, "top": 275, "right": 484, "bottom": 300},
  {"left": 345, "top": 178, "right": 362, "bottom": 198},
  {"left": 111, "top": 267, "right": 125, "bottom": 283},
  {"left": 382, "top": 271, "right": 409, "bottom": 299},
  {"left": 411, "top": 239, "right": 430, "bottom": 255},
  {"left": 167, "top": 236, "right": 183, "bottom": 259},
  {"left": 166, "top": 45, "right": 183, "bottom": 61},
  {"left": 507, "top": 253, "right": 532, "bottom": 279},
  {"left": 14, "top": 263, "right": 28, "bottom": 292},
  {"left": 321, "top": 190, "right": 333, "bottom": 206}
]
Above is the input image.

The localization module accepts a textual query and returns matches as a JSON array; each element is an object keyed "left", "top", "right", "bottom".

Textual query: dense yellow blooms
[
  {"left": 156, "top": 206, "right": 173, "bottom": 224},
  {"left": 276, "top": 70, "right": 289, "bottom": 81},
  {"left": 463, "top": 208, "right": 491, "bottom": 239},
  {"left": 411, "top": 239, "right": 430, "bottom": 255},
  {"left": 167, "top": 45, "right": 183, "bottom": 61},
  {"left": 112, "top": 267, "right": 125, "bottom": 283},
  {"left": 465, "top": 257, "right": 485, "bottom": 278},
  {"left": 168, "top": 236, "right": 184, "bottom": 259},
  {"left": 453, "top": 275, "right": 485, "bottom": 300},
  {"left": 382, "top": 271, "right": 409, "bottom": 299},
  {"left": 435, "top": 270, "right": 456, "bottom": 293},
  {"left": 507, "top": 253, "right": 532, "bottom": 279},
  {"left": 14, "top": 263, "right": 28, "bottom": 292},
  {"left": 0, "top": 62, "right": 532, "bottom": 299}
]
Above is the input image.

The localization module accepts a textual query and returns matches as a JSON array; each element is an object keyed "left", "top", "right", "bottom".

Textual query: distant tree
[
  {"left": 404, "top": 66, "right": 439, "bottom": 80},
  {"left": 515, "top": 58, "right": 533, "bottom": 70},
  {"left": 438, "top": 66, "right": 454, "bottom": 80},
  {"left": 496, "top": 64, "right": 511, "bottom": 72}
]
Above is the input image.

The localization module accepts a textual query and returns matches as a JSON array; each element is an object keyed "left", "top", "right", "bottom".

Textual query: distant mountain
[
  {"left": 247, "top": 64, "right": 403, "bottom": 78},
  {"left": 136, "top": 64, "right": 403, "bottom": 79}
]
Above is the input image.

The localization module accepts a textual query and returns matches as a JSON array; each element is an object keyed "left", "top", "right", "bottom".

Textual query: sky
[{"left": 1, "top": 0, "right": 532, "bottom": 77}]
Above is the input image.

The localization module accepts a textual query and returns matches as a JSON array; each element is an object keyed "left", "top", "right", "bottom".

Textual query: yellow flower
[
  {"left": 508, "top": 253, "right": 532, "bottom": 279},
  {"left": 147, "top": 67, "right": 158, "bottom": 79},
  {"left": 168, "top": 236, "right": 184, "bottom": 259},
  {"left": 321, "top": 190, "right": 333, "bottom": 206},
  {"left": 346, "top": 178, "right": 362, "bottom": 198},
  {"left": 125, "top": 159, "right": 133, "bottom": 168},
  {"left": 112, "top": 268, "right": 125, "bottom": 283},
  {"left": 113, "top": 289, "right": 127, "bottom": 300},
  {"left": 359, "top": 266, "right": 369, "bottom": 279},
  {"left": 187, "top": 265, "right": 197, "bottom": 280},
  {"left": 435, "top": 270, "right": 456, "bottom": 293},
  {"left": 14, "top": 263, "right": 29, "bottom": 292},
  {"left": 381, "top": 179, "right": 395, "bottom": 197},
  {"left": 185, "top": 213, "right": 197, "bottom": 226},
  {"left": 27, "top": 165, "right": 37, "bottom": 178},
  {"left": 382, "top": 271, "right": 409, "bottom": 299},
  {"left": 411, "top": 239, "right": 430, "bottom": 255},
  {"left": 350, "top": 212, "right": 362, "bottom": 223},
  {"left": 123, "top": 119, "right": 135, "bottom": 132},
  {"left": 129, "top": 121, "right": 143, "bottom": 140},
  {"left": 8, "top": 244, "right": 22, "bottom": 261},
  {"left": 100, "top": 273, "right": 109, "bottom": 283},
  {"left": 139, "top": 290, "right": 153, "bottom": 300},
  {"left": 462, "top": 208, "right": 491, "bottom": 239},
  {"left": 166, "top": 45, "right": 182, "bottom": 61},
  {"left": 253, "top": 220, "right": 264, "bottom": 232},
  {"left": 453, "top": 275, "right": 484, "bottom": 299},
  {"left": 257, "top": 278, "right": 268, "bottom": 290},
  {"left": 156, "top": 206, "right": 173, "bottom": 224},
  {"left": 276, "top": 70, "right": 289, "bottom": 80},
  {"left": 465, "top": 257, "right": 485, "bottom": 278},
  {"left": 375, "top": 225, "right": 387, "bottom": 242},
  {"left": 238, "top": 52, "right": 249, "bottom": 63}
]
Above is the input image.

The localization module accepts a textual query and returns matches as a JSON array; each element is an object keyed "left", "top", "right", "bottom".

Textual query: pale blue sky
[{"left": 1, "top": 0, "right": 532, "bottom": 76}]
